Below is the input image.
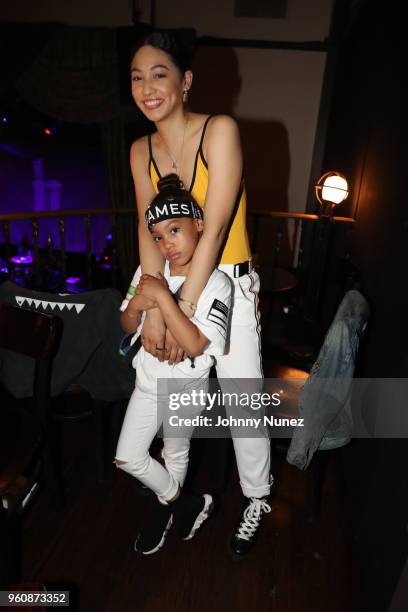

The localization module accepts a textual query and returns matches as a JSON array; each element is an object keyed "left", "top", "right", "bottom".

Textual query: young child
[{"left": 115, "top": 174, "right": 232, "bottom": 555}]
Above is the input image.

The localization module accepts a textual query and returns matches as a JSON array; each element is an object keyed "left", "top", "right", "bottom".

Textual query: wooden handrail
[
  {"left": 251, "top": 209, "right": 355, "bottom": 223},
  {"left": 0, "top": 208, "right": 137, "bottom": 222},
  {"left": 0, "top": 207, "right": 356, "bottom": 306},
  {"left": 0, "top": 208, "right": 355, "bottom": 224}
]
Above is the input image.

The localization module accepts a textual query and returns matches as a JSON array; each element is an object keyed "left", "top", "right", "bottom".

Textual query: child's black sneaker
[
  {"left": 171, "top": 492, "right": 213, "bottom": 540},
  {"left": 134, "top": 501, "right": 173, "bottom": 555}
]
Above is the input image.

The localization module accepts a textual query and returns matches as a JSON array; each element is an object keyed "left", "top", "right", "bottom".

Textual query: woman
[{"left": 129, "top": 30, "right": 271, "bottom": 559}]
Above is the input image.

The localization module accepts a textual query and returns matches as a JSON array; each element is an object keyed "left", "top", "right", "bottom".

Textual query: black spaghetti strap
[
  {"left": 147, "top": 133, "right": 153, "bottom": 160},
  {"left": 147, "top": 132, "right": 162, "bottom": 179},
  {"left": 198, "top": 115, "right": 215, "bottom": 169},
  {"left": 199, "top": 115, "right": 213, "bottom": 151},
  {"left": 188, "top": 116, "right": 213, "bottom": 192}
]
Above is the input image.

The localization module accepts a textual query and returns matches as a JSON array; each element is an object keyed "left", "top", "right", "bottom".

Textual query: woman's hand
[
  {"left": 128, "top": 293, "right": 157, "bottom": 312},
  {"left": 165, "top": 329, "right": 185, "bottom": 365},
  {"left": 137, "top": 272, "right": 169, "bottom": 301},
  {"left": 141, "top": 308, "right": 167, "bottom": 361}
]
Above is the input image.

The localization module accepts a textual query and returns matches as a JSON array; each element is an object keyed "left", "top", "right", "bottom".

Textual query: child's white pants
[{"left": 115, "top": 385, "right": 200, "bottom": 503}]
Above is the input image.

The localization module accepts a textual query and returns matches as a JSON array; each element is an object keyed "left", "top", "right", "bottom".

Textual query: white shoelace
[{"left": 236, "top": 498, "right": 271, "bottom": 541}]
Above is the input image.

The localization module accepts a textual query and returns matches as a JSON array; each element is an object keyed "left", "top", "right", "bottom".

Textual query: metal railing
[
  {"left": 0, "top": 208, "right": 136, "bottom": 290},
  {"left": 0, "top": 208, "right": 355, "bottom": 313}
]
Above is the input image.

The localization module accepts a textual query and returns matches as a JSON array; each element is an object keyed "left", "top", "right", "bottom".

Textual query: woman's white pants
[{"left": 216, "top": 268, "right": 271, "bottom": 499}]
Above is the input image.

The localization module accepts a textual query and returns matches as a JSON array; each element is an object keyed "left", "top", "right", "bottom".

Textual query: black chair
[
  {"left": 264, "top": 360, "right": 328, "bottom": 520},
  {"left": 0, "top": 302, "right": 62, "bottom": 584},
  {"left": 0, "top": 302, "right": 63, "bottom": 500},
  {"left": 265, "top": 288, "right": 370, "bottom": 519},
  {"left": 0, "top": 282, "right": 134, "bottom": 488}
]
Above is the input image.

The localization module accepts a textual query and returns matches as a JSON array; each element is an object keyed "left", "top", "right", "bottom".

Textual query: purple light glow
[
  {"left": 11, "top": 254, "right": 33, "bottom": 264},
  {"left": 1, "top": 135, "right": 111, "bottom": 253},
  {"left": 66, "top": 276, "right": 81, "bottom": 284}
]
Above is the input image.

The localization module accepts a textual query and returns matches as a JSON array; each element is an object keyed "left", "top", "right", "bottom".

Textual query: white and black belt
[{"left": 219, "top": 260, "right": 252, "bottom": 278}]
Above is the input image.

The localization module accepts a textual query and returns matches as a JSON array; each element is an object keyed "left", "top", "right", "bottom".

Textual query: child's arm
[
  {"left": 120, "top": 293, "right": 156, "bottom": 334},
  {"left": 137, "top": 274, "right": 209, "bottom": 357}
]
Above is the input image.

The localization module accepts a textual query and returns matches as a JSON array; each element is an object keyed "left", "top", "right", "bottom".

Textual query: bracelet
[
  {"left": 178, "top": 297, "right": 197, "bottom": 313},
  {"left": 126, "top": 285, "right": 137, "bottom": 298}
]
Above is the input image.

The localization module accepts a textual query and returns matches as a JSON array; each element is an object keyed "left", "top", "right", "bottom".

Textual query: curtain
[{"left": 101, "top": 116, "right": 138, "bottom": 291}]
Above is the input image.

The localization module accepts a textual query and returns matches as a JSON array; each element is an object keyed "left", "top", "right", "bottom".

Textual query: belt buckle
[{"left": 234, "top": 261, "right": 250, "bottom": 278}]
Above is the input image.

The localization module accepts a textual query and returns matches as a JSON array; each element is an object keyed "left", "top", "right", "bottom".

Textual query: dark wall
[
  {"left": 324, "top": 0, "right": 407, "bottom": 377},
  {"left": 323, "top": 2, "right": 408, "bottom": 611}
]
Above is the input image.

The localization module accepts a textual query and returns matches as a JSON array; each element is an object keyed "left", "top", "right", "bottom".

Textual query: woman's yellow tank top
[{"left": 148, "top": 116, "right": 251, "bottom": 265}]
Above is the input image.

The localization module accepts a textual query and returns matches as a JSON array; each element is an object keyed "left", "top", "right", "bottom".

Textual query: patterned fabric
[
  {"left": 287, "top": 289, "right": 370, "bottom": 469},
  {"left": 0, "top": 281, "right": 134, "bottom": 400}
]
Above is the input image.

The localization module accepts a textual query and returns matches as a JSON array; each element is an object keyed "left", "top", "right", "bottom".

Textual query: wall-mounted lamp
[{"left": 315, "top": 171, "right": 349, "bottom": 216}]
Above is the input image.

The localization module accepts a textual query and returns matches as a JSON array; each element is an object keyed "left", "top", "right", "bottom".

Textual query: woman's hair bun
[
  {"left": 157, "top": 173, "right": 184, "bottom": 193},
  {"left": 130, "top": 29, "right": 195, "bottom": 74}
]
